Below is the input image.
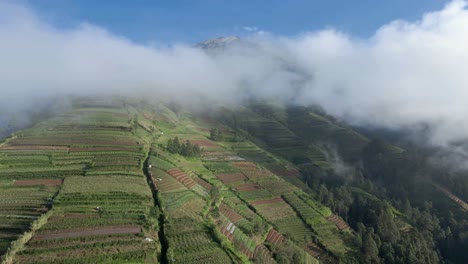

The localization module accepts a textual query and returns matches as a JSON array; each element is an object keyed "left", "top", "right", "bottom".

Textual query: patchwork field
[
  {"left": 150, "top": 154, "right": 233, "bottom": 264},
  {"left": 0, "top": 100, "right": 357, "bottom": 263},
  {"left": 0, "top": 105, "right": 161, "bottom": 263},
  {"left": 0, "top": 183, "right": 58, "bottom": 256}
]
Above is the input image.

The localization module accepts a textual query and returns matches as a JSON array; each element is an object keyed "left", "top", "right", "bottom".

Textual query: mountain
[
  {"left": 0, "top": 37, "right": 467, "bottom": 263},
  {"left": 195, "top": 36, "right": 241, "bottom": 51},
  {"left": 0, "top": 96, "right": 466, "bottom": 264},
  {"left": 0, "top": 98, "right": 356, "bottom": 264}
]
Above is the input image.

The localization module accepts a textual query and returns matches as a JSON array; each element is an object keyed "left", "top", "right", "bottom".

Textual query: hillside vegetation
[{"left": 0, "top": 98, "right": 466, "bottom": 264}]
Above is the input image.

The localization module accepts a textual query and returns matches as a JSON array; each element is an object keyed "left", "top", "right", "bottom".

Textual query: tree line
[{"left": 167, "top": 137, "right": 201, "bottom": 157}]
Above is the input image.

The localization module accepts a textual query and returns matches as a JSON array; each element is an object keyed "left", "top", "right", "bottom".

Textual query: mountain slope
[
  {"left": 0, "top": 98, "right": 361, "bottom": 263},
  {"left": 1, "top": 97, "right": 467, "bottom": 263},
  {"left": 211, "top": 100, "right": 466, "bottom": 264}
]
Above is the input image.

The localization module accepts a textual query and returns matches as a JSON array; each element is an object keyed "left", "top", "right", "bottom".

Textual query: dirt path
[{"left": 144, "top": 148, "right": 168, "bottom": 264}]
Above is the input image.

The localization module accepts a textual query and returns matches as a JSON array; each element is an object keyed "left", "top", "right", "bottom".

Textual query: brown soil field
[
  {"left": 265, "top": 228, "right": 285, "bottom": 245},
  {"left": 112, "top": 113, "right": 131, "bottom": 118},
  {"left": 219, "top": 203, "right": 243, "bottom": 223},
  {"left": 194, "top": 177, "right": 212, "bottom": 191},
  {"left": 232, "top": 161, "right": 257, "bottom": 169},
  {"left": 326, "top": 214, "right": 350, "bottom": 231},
  {"left": 235, "top": 183, "right": 262, "bottom": 192},
  {"left": 166, "top": 168, "right": 197, "bottom": 188},
  {"left": 216, "top": 173, "right": 247, "bottom": 184},
  {"left": 188, "top": 139, "right": 218, "bottom": 148}
]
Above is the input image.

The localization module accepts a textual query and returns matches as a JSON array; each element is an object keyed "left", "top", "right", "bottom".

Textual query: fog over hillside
[{"left": 1, "top": 0, "right": 468, "bottom": 148}]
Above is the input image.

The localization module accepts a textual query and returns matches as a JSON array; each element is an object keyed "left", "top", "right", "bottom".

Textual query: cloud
[
  {"left": 283, "top": 0, "right": 468, "bottom": 146},
  {"left": 1, "top": 0, "right": 468, "bottom": 150},
  {"left": 242, "top": 26, "right": 259, "bottom": 32}
]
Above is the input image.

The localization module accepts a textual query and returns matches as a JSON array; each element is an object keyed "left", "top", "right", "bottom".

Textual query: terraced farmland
[
  {"left": 283, "top": 193, "right": 354, "bottom": 258},
  {"left": 223, "top": 107, "right": 325, "bottom": 165},
  {"left": 151, "top": 155, "right": 233, "bottom": 263},
  {"left": 1, "top": 101, "right": 359, "bottom": 263},
  {"left": 0, "top": 105, "right": 161, "bottom": 263},
  {"left": 285, "top": 107, "right": 369, "bottom": 163},
  {"left": 0, "top": 183, "right": 58, "bottom": 256}
]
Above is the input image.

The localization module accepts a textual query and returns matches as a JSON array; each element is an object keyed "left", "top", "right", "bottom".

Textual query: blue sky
[
  {"left": 2, "top": 0, "right": 468, "bottom": 146},
  {"left": 25, "top": 0, "right": 449, "bottom": 44}
]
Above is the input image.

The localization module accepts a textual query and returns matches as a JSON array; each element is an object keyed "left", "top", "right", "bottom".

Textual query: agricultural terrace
[
  {"left": 15, "top": 174, "right": 159, "bottom": 263},
  {"left": 230, "top": 142, "right": 277, "bottom": 166},
  {"left": 283, "top": 192, "right": 355, "bottom": 257},
  {"left": 151, "top": 168, "right": 186, "bottom": 193},
  {"left": 187, "top": 139, "right": 219, "bottom": 150},
  {"left": 155, "top": 165, "right": 233, "bottom": 263},
  {"left": 148, "top": 145, "right": 233, "bottom": 264},
  {"left": 165, "top": 216, "right": 232, "bottom": 264},
  {"left": 0, "top": 182, "right": 58, "bottom": 256},
  {"left": 267, "top": 164, "right": 301, "bottom": 178},
  {"left": 222, "top": 195, "right": 269, "bottom": 237},
  {"left": 198, "top": 138, "right": 342, "bottom": 262},
  {"left": 1, "top": 105, "right": 162, "bottom": 263},
  {"left": 0, "top": 101, "right": 359, "bottom": 264},
  {"left": 148, "top": 118, "right": 274, "bottom": 262},
  {"left": 250, "top": 196, "right": 330, "bottom": 262},
  {"left": 228, "top": 109, "right": 317, "bottom": 162},
  {"left": 215, "top": 216, "right": 257, "bottom": 259}
]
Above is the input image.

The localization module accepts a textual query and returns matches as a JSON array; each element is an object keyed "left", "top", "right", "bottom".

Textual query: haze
[{"left": 1, "top": 0, "right": 468, "bottom": 147}]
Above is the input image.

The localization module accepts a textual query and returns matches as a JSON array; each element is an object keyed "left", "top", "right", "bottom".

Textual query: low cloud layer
[{"left": 1, "top": 0, "right": 468, "bottom": 147}]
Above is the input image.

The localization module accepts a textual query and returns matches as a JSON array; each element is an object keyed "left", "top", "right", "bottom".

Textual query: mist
[{"left": 1, "top": 0, "right": 468, "bottom": 149}]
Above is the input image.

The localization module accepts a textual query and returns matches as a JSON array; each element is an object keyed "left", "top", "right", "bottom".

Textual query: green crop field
[
  {"left": 0, "top": 105, "right": 161, "bottom": 263},
  {"left": 0, "top": 99, "right": 363, "bottom": 264}
]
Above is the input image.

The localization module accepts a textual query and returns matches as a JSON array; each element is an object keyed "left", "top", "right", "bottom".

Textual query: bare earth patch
[
  {"left": 188, "top": 139, "right": 218, "bottom": 148},
  {"left": 216, "top": 173, "right": 247, "bottom": 184},
  {"left": 235, "top": 183, "right": 262, "bottom": 192}
]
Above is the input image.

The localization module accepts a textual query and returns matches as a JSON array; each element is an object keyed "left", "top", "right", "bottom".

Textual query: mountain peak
[{"left": 195, "top": 36, "right": 241, "bottom": 50}]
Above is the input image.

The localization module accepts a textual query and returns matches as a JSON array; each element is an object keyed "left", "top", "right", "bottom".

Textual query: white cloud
[
  {"left": 242, "top": 26, "right": 259, "bottom": 32},
  {"left": 1, "top": 0, "right": 468, "bottom": 149},
  {"left": 282, "top": 0, "right": 468, "bottom": 146}
]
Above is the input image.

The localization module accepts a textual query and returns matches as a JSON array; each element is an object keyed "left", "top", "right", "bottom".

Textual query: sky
[
  {"left": 2, "top": 0, "right": 468, "bottom": 160},
  {"left": 24, "top": 0, "right": 449, "bottom": 44}
]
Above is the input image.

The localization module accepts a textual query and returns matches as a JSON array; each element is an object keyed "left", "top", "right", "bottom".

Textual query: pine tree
[
  {"left": 363, "top": 231, "right": 380, "bottom": 263},
  {"left": 173, "top": 137, "right": 181, "bottom": 153},
  {"left": 167, "top": 137, "right": 181, "bottom": 154},
  {"left": 209, "top": 128, "right": 223, "bottom": 141}
]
